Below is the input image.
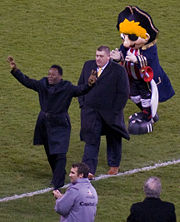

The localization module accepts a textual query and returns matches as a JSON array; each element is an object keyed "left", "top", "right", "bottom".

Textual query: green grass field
[{"left": 0, "top": 0, "right": 180, "bottom": 221}]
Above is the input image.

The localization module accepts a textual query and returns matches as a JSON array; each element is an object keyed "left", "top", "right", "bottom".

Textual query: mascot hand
[
  {"left": 110, "top": 48, "right": 122, "bottom": 61},
  {"left": 125, "top": 51, "right": 137, "bottom": 63}
]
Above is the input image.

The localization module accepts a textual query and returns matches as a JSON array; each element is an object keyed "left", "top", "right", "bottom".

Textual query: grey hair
[{"left": 144, "top": 177, "right": 162, "bottom": 198}]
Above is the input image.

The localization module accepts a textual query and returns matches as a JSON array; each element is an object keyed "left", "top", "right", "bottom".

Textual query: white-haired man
[{"left": 127, "top": 176, "right": 176, "bottom": 222}]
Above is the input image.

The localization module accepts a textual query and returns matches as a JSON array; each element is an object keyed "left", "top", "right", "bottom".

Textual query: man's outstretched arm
[{"left": 7, "top": 56, "right": 40, "bottom": 92}]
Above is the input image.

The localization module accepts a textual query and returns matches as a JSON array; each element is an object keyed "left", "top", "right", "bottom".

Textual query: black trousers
[
  {"left": 82, "top": 114, "right": 122, "bottom": 175},
  {"left": 44, "top": 143, "right": 66, "bottom": 189}
]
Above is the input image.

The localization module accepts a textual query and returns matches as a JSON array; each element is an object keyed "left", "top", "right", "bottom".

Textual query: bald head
[{"left": 144, "top": 177, "right": 162, "bottom": 198}]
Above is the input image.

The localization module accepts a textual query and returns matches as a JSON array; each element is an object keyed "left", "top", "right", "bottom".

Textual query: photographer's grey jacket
[{"left": 55, "top": 178, "right": 98, "bottom": 222}]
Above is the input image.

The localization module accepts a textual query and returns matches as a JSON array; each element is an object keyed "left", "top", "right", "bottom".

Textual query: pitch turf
[{"left": 0, "top": 0, "right": 180, "bottom": 221}]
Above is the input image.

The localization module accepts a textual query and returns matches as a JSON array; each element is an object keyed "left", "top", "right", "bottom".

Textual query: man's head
[
  {"left": 96, "top": 45, "right": 110, "bottom": 68},
  {"left": 48, "top": 65, "right": 63, "bottom": 85},
  {"left": 69, "top": 162, "right": 90, "bottom": 184},
  {"left": 144, "top": 177, "right": 162, "bottom": 198}
]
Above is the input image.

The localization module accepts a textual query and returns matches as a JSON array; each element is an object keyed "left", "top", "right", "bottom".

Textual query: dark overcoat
[
  {"left": 11, "top": 69, "right": 91, "bottom": 154},
  {"left": 127, "top": 197, "right": 176, "bottom": 222},
  {"left": 78, "top": 59, "right": 130, "bottom": 144}
]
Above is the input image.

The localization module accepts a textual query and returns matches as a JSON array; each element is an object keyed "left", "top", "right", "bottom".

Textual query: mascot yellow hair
[{"left": 119, "top": 19, "right": 147, "bottom": 39}]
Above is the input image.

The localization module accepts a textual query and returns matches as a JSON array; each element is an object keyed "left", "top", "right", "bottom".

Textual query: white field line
[{"left": 0, "top": 159, "right": 180, "bottom": 202}]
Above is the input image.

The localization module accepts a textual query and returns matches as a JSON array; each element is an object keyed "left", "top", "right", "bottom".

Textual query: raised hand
[
  {"left": 125, "top": 51, "right": 137, "bottom": 63},
  {"left": 88, "top": 70, "right": 97, "bottom": 86},
  {"left": 7, "top": 56, "right": 17, "bottom": 70},
  {"left": 110, "top": 48, "right": 121, "bottom": 61}
]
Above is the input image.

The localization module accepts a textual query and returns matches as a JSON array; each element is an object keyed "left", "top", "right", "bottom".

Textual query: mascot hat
[{"left": 116, "top": 6, "right": 159, "bottom": 44}]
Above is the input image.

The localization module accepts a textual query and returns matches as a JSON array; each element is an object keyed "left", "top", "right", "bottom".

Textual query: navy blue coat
[
  {"left": 127, "top": 197, "right": 176, "bottom": 222},
  {"left": 78, "top": 59, "right": 130, "bottom": 144},
  {"left": 120, "top": 44, "right": 175, "bottom": 102},
  {"left": 11, "top": 69, "right": 91, "bottom": 154}
]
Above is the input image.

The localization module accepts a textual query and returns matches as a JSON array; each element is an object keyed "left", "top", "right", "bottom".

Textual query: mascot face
[
  {"left": 116, "top": 6, "right": 159, "bottom": 49},
  {"left": 119, "top": 18, "right": 150, "bottom": 49},
  {"left": 121, "top": 33, "right": 149, "bottom": 49}
]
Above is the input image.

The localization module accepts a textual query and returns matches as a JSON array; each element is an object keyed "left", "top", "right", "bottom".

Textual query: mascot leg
[
  {"left": 141, "top": 98, "right": 152, "bottom": 121},
  {"left": 130, "top": 95, "right": 143, "bottom": 121},
  {"left": 136, "top": 102, "right": 143, "bottom": 110},
  {"left": 130, "top": 95, "right": 151, "bottom": 122},
  {"left": 128, "top": 81, "right": 159, "bottom": 134},
  {"left": 130, "top": 96, "right": 158, "bottom": 122}
]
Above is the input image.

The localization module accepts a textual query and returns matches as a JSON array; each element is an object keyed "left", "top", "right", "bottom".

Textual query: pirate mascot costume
[{"left": 110, "top": 6, "right": 175, "bottom": 135}]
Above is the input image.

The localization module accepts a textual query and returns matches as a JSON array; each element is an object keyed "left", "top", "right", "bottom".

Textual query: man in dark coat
[
  {"left": 7, "top": 56, "right": 96, "bottom": 190},
  {"left": 127, "top": 176, "right": 177, "bottom": 222},
  {"left": 78, "top": 46, "right": 130, "bottom": 178}
]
